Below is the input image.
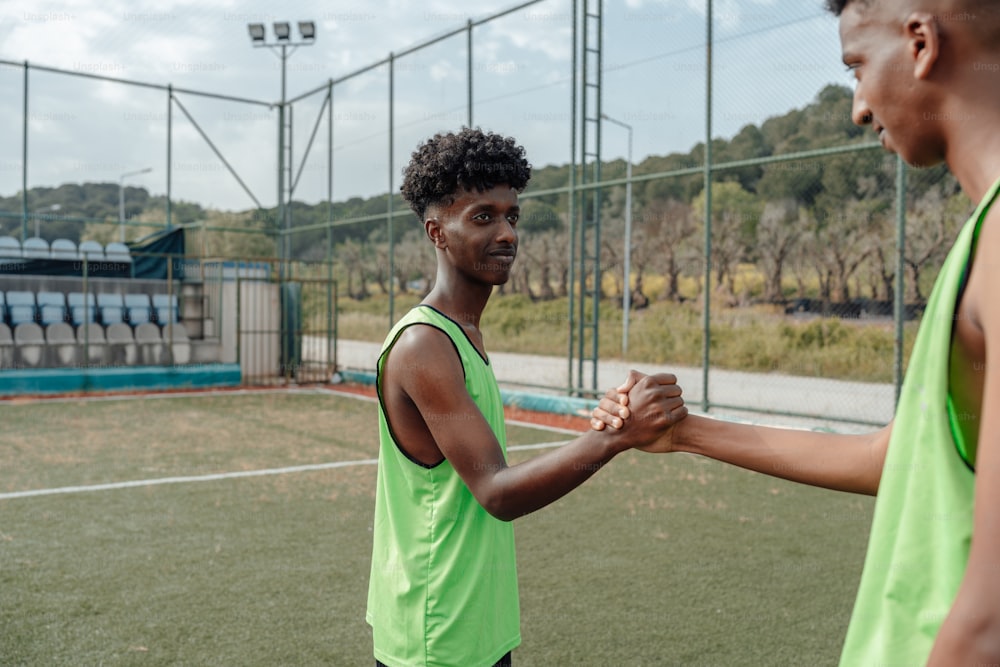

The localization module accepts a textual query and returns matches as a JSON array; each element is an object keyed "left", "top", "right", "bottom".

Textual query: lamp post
[
  {"left": 247, "top": 20, "right": 316, "bottom": 263},
  {"left": 34, "top": 203, "right": 60, "bottom": 239},
  {"left": 601, "top": 113, "right": 633, "bottom": 356},
  {"left": 119, "top": 167, "right": 153, "bottom": 243}
]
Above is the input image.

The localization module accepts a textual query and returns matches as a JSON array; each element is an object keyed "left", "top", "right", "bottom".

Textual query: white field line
[
  {"left": 2, "top": 384, "right": 575, "bottom": 500},
  {"left": 0, "top": 441, "right": 571, "bottom": 501}
]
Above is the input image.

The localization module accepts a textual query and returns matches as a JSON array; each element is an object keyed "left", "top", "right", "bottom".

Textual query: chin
[{"left": 900, "top": 152, "right": 944, "bottom": 169}]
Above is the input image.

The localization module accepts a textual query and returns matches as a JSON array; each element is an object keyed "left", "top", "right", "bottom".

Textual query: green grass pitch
[{"left": 1, "top": 390, "right": 873, "bottom": 665}]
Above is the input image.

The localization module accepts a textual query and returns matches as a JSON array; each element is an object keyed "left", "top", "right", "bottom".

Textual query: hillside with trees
[{"left": 1, "top": 84, "right": 970, "bottom": 310}]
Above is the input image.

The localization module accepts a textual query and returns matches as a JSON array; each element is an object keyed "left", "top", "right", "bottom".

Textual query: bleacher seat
[
  {"left": 67, "top": 292, "right": 97, "bottom": 326},
  {"left": 76, "top": 321, "right": 107, "bottom": 365},
  {"left": 78, "top": 240, "right": 104, "bottom": 261},
  {"left": 104, "top": 242, "right": 133, "bottom": 264},
  {"left": 162, "top": 321, "right": 191, "bottom": 365},
  {"left": 124, "top": 293, "right": 151, "bottom": 325},
  {"left": 7, "top": 291, "right": 36, "bottom": 326},
  {"left": 0, "top": 322, "right": 13, "bottom": 368},
  {"left": 106, "top": 322, "right": 136, "bottom": 365},
  {"left": 14, "top": 321, "right": 45, "bottom": 368},
  {"left": 37, "top": 291, "right": 67, "bottom": 326},
  {"left": 152, "top": 293, "right": 179, "bottom": 323},
  {"left": 0, "top": 236, "right": 22, "bottom": 265},
  {"left": 45, "top": 321, "right": 77, "bottom": 367},
  {"left": 22, "top": 237, "right": 50, "bottom": 259},
  {"left": 134, "top": 322, "right": 163, "bottom": 365},
  {"left": 50, "top": 238, "right": 78, "bottom": 260},
  {"left": 96, "top": 293, "right": 124, "bottom": 325}
]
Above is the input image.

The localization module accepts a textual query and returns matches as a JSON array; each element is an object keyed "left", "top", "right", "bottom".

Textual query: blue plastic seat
[
  {"left": 104, "top": 242, "right": 133, "bottom": 264},
  {"left": 152, "top": 293, "right": 179, "bottom": 323},
  {"left": 124, "top": 293, "right": 151, "bottom": 325},
  {"left": 7, "top": 290, "right": 36, "bottom": 326},
  {"left": 0, "top": 236, "right": 22, "bottom": 266},
  {"left": 50, "top": 238, "right": 78, "bottom": 261},
  {"left": 67, "top": 292, "right": 97, "bottom": 326},
  {"left": 78, "top": 240, "right": 104, "bottom": 261},
  {"left": 22, "top": 237, "right": 50, "bottom": 259},
  {"left": 37, "top": 291, "right": 66, "bottom": 325},
  {"left": 96, "top": 293, "right": 124, "bottom": 325}
]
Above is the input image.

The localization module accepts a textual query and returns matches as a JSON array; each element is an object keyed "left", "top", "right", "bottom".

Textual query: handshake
[{"left": 588, "top": 370, "right": 689, "bottom": 453}]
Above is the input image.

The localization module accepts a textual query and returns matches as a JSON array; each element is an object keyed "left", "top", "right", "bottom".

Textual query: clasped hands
[{"left": 590, "top": 370, "right": 688, "bottom": 452}]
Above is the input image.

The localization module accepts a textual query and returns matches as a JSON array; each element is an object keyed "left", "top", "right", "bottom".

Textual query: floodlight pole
[
  {"left": 601, "top": 113, "right": 633, "bottom": 356},
  {"left": 279, "top": 42, "right": 288, "bottom": 262},
  {"left": 248, "top": 22, "right": 315, "bottom": 264},
  {"left": 119, "top": 167, "right": 153, "bottom": 243}
]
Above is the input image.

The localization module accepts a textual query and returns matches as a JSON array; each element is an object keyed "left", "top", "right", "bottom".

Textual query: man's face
[
  {"left": 427, "top": 184, "right": 520, "bottom": 286},
  {"left": 839, "top": 2, "right": 940, "bottom": 166}
]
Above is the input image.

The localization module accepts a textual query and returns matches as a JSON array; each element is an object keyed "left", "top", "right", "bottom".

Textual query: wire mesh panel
[{"left": 0, "top": 0, "right": 971, "bottom": 426}]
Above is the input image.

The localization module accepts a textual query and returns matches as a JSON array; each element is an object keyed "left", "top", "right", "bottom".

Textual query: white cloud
[{"left": 0, "top": 0, "right": 848, "bottom": 211}]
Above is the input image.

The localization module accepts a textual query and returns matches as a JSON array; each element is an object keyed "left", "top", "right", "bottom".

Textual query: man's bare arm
[
  {"left": 592, "top": 371, "right": 888, "bottom": 495},
  {"left": 390, "top": 328, "right": 687, "bottom": 521}
]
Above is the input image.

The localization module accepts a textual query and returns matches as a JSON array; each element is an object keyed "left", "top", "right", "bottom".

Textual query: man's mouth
[{"left": 489, "top": 248, "right": 516, "bottom": 265}]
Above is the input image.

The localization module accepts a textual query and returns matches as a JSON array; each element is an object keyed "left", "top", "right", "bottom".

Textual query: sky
[{"left": 0, "top": 0, "right": 851, "bottom": 213}]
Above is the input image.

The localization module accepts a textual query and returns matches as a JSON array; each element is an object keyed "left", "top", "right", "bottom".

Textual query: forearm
[
  {"left": 486, "top": 430, "right": 624, "bottom": 521},
  {"left": 670, "top": 414, "right": 885, "bottom": 495},
  {"left": 928, "top": 612, "right": 1000, "bottom": 666}
]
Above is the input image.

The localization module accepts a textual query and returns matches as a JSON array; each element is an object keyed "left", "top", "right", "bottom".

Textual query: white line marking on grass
[
  {"left": 0, "top": 460, "right": 377, "bottom": 500},
  {"left": 1, "top": 441, "right": 571, "bottom": 500}
]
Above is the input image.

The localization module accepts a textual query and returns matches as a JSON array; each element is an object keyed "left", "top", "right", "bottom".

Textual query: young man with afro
[
  {"left": 593, "top": 0, "right": 1000, "bottom": 663},
  {"left": 365, "top": 127, "right": 688, "bottom": 667}
]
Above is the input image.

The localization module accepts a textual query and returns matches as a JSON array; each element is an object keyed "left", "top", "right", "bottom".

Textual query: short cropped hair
[
  {"left": 825, "top": 0, "right": 872, "bottom": 15},
  {"left": 400, "top": 127, "right": 532, "bottom": 221}
]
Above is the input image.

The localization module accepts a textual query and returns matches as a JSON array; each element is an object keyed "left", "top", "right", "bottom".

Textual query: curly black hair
[{"left": 400, "top": 127, "right": 531, "bottom": 221}]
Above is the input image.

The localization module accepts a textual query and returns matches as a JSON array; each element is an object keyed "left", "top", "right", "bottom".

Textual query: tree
[
  {"left": 756, "top": 199, "right": 803, "bottom": 303},
  {"left": 393, "top": 228, "right": 435, "bottom": 296},
  {"left": 904, "top": 185, "right": 970, "bottom": 302},
  {"left": 812, "top": 198, "right": 882, "bottom": 302},
  {"left": 693, "top": 182, "right": 760, "bottom": 301},
  {"left": 633, "top": 197, "right": 697, "bottom": 303}
]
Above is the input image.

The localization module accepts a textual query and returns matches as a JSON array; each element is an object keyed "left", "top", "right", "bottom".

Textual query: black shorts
[{"left": 376, "top": 650, "right": 512, "bottom": 667}]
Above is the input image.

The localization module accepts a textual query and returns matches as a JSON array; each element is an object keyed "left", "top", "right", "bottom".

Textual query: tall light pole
[
  {"left": 247, "top": 20, "right": 316, "bottom": 263},
  {"left": 601, "top": 113, "right": 633, "bottom": 356},
  {"left": 33, "top": 203, "right": 61, "bottom": 238},
  {"left": 119, "top": 167, "right": 153, "bottom": 243}
]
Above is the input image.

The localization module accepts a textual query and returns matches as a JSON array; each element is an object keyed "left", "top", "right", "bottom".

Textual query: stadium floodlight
[
  {"left": 273, "top": 22, "right": 291, "bottom": 40},
  {"left": 298, "top": 21, "right": 316, "bottom": 40},
  {"left": 247, "top": 23, "right": 266, "bottom": 43},
  {"left": 247, "top": 20, "right": 316, "bottom": 263}
]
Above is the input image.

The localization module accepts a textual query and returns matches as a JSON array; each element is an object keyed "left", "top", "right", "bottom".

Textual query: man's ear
[
  {"left": 906, "top": 12, "right": 940, "bottom": 80},
  {"left": 425, "top": 217, "right": 446, "bottom": 248}
]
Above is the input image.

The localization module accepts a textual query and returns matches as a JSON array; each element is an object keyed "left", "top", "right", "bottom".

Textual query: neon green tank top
[
  {"left": 366, "top": 305, "right": 520, "bottom": 667},
  {"left": 840, "top": 177, "right": 1000, "bottom": 665}
]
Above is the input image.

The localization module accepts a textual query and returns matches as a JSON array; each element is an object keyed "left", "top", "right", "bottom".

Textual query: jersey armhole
[{"left": 377, "top": 322, "right": 465, "bottom": 469}]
